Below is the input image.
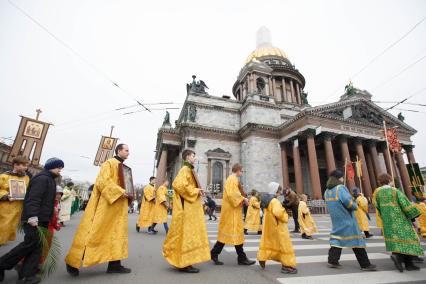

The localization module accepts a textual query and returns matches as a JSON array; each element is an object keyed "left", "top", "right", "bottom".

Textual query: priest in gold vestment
[
  {"left": 136, "top": 177, "right": 156, "bottom": 233},
  {"left": 162, "top": 149, "right": 210, "bottom": 273},
  {"left": 65, "top": 144, "right": 133, "bottom": 276},
  {"left": 210, "top": 163, "right": 255, "bottom": 266},
  {"left": 0, "top": 156, "right": 29, "bottom": 245}
]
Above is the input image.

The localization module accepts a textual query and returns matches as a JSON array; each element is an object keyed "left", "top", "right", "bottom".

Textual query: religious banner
[
  {"left": 385, "top": 127, "right": 402, "bottom": 152},
  {"left": 7, "top": 111, "right": 51, "bottom": 166},
  {"left": 93, "top": 136, "right": 118, "bottom": 166},
  {"left": 346, "top": 162, "right": 355, "bottom": 181},
  {"left": 406, "top": 162, "right": 425, "bottom": 199}
]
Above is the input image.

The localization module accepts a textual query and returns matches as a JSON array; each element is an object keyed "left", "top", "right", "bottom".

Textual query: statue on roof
[
  {"left": 344, "top": 81, "right": 357, "bottom": 97},
  {"left": 186, "top": 75, "right": 209, "bottom": 94},
  {"left": 301, "top": 90, "right": 309, "bottom": 105},
  {"left": 162, "top": 111, "right": 171, "bottom": 126},
  {"left": 397, "top": 112, "right": 405, "bottom": 122}
]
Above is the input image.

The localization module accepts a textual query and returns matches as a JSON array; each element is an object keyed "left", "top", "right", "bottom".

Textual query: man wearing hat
[
  {"left": 0, "top": 157, "right": 64, "bottom": 284},
  {"left": 324, "top": 169, "right": 376, "bottom": 271}
]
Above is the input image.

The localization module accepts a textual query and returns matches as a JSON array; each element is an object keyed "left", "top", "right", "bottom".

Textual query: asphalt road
[{"left": 1, "top": 212, "right": 425, "bottom": 284}]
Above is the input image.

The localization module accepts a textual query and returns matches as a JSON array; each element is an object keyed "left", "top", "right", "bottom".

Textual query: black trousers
[
  {"left": 211, "top": 241, "right": 247, "bottom": 261},
  {"left": 392, "top": 253, "right": 414, "bottom": 266},
  {"left": 328, "top": 246, "right": 371, "bottom": 268},
  {"left": 0, "top": 223, "right": 47, "bottom": 278},
  {"left": 291, "top": 206, "right": 299, "bottom": 231}
]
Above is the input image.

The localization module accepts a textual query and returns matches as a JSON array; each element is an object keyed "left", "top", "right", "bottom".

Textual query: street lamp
[
  {"left": 241, "top": 141, "right": 247, "bottom": 192},
  {"left": 152, "top": 150, "right": 158, "bottom": 176}
]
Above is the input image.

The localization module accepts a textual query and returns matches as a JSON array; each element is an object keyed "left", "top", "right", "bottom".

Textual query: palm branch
[{"left": 17, "top": 223, "right": 62, "bottom": 278}]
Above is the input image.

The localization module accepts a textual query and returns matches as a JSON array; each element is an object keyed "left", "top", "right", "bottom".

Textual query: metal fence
[{"left": 307, "top": 200, "right": 329, "bottom": 214}]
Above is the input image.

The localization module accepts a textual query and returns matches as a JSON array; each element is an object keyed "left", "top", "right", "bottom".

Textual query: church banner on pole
[{"left": 7, "top": 109, "right": 51, "bottom": 167}]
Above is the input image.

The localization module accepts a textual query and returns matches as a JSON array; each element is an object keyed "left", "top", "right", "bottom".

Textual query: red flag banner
[
  {"left": 346, "top": 162, "right": 355, "bottom": 181},
  {"left": 386, "top": 127, "right": 402, "bottom": 152}
]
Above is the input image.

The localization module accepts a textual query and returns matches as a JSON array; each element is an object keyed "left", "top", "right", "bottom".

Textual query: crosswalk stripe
[
  {"left": 276, "top": 269, "right": 426, "bottom": 284},
  {"left": 210, "top": 238, "right": 317, "bottom": 243},
  {"left": 227, "top": 242, "right": 386, "bottom": 252},
  {"left": 248, "top": 252, "right": 389, "bottom": 264}
]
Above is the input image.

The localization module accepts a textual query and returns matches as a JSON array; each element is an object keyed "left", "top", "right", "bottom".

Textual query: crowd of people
[{"left": 0, "top": 144, "right": 425, "bottom": 283}]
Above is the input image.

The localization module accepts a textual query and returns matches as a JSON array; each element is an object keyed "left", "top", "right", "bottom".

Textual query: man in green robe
[{"left": 373, "top": 173, "right": 424, "bottom": 272}]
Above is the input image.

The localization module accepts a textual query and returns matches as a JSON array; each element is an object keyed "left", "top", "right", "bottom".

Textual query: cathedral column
[
  {"left": 155, "top": 146, "right": 168, "bottom": 189},
  {"left": 378, "top": 143, "right": 392, "bottom": 175},
  {"left": 339, "top": 136, "right": 355, "bottom": 189},
  {"left": 367, "top": 141, "right": 382, "bottom": 181},
  {"left": 292, "top": 139, "right": 304, "bottom": 195},
  {"left": 281, "top": 78, "right": 287, "bottom": 102},
  {"left": 268, "top": 77, "right": 273, "bottom": 97},
  {"left": 295, "top": 82, "right": 301, "bottom": 104},
  {"left": 395, "top": 151, "right": 413, "bottom": 200},
  {"left": 265, "top": 79, "right": 270, "bottom": 96},
  {"left": 404, "top": 145, "right": 416, "bottom": 164},
  {"left": 354, "top": 139, "right": 373, "bottom": 198},
  {"left": 207, "top": 158, "right": 212, "bottom": 185},
  {"left": 280, "top": 143, "right": 290, "bottom": 187},
  {"left": 290, "top": 79, "right": 296, "bottom": 103},
  {"left": 306, "top": 130, "right": 322, "bottom": 199},
  {"left": 272, "top": 78, "right": 277, "bottom": 98},
  {"left": 323, "top": 133, "right": 336, "bottom": 174},
  {"left": 365, "top": 153, "right": 377, "bottom": 189}
]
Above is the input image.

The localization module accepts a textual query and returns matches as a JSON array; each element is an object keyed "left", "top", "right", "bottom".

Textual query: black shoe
[
  {"left": 412, "top": 256, "right": 424, "bottom": 263},
  {"left": 360, "top": 264, "right": 377, "bottom": 271},
  {"left": 291, "top": 230, "right": 299, "bottom": 233},
  {"left": 14, "top": 263, "right": 23, "bottom": 280},
  {"left": 66, "top": 264, "right": 79, "bottom": 277},
  {"left": 281, "top": 266, "right": 297, "bottom": 274},
  {"left": 391, "top": 255, "right": 404, "bottom": 272},
  {"left": 259, "top": 261, "right": 265, "bottom": 269},
  {"left": 211, "top": 254, "right": 224, "bottom": 265},
  {"left": 301, "top": 234, "right": 309, "bottom": 239},
  {"left": 208, "top": 218, "right": 212, "bottom": 220},
  {"left": 136, "top": 225, "right": 140, "bottom": 233},
  {"left": 16, "top": 276, "right": 41, "bottom": 284},
  {"left": 238, "top": 258, "right": 256, "bottom": 265},
  {"left": 178, "top": 266, "right": 199, "bottom": 273},
  {"left": 107, "top": 266, "right": 131, "bottom": 274},
  {"left": 0, "top": 269, "right": 4, "bottom": 282},
  {"left": 327, "top": 262, "right": 341, "bottom": 269},
  {"left": 244, "top": 229, "right": 248, "bottom": 235},
  {"left": 257, "top": 231, "right": 262, "bottom": 235},
  {"left": 365, "top": 232, "right": 373, "bottom": 239},
  {"left": 405, "top": 264, "right": 420, "bottom": 271}
]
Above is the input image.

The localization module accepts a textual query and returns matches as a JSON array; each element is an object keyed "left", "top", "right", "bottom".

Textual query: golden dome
[{"left": 245, "top": 46, "right": 288, "bottom": 64}]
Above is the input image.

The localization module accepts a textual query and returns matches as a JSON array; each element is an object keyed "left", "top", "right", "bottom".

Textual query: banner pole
[{"left": 383, "top": 120, "right": 395, "bottom": 182}]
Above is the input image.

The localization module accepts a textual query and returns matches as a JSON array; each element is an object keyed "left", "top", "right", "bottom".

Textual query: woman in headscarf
[{"left": 257, "top": 182, "right": 297, "bottom": 274}]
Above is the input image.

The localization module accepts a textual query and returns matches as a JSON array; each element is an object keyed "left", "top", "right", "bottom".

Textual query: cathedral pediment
[{"left": 306, "top": 98, "right": 416, "bottom": 134}]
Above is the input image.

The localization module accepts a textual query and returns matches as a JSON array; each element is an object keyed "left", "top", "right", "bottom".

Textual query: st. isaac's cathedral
[{"left": 153, "top": 27, "right": 417, "bottom": 201}]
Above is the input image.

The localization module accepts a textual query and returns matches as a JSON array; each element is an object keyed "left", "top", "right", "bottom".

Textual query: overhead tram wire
[
  {"left": 373, "top": 53, "right": 426, "bottom": 91},
  {"left": 351, "top": 16, "right": 426, "bottom": 80},
  {"left": 321, "top": 16, "right": 426, "bottom": 103},
  {"left": 8, "top": 0, "right": 151, "bottom": 112}
]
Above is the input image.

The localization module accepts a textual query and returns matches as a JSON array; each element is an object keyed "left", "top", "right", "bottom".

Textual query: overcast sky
[{"left": 1, "top": 0, "right": 425, "bottom": 184}]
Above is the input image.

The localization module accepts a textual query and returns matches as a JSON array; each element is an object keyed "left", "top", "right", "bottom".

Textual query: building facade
[{"left": 154, "top": 28, "right": 418, "bottom": 200}]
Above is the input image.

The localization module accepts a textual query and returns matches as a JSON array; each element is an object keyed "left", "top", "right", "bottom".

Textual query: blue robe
[{"left": 324, "top": 185, "right": 366, "bottom": 248}]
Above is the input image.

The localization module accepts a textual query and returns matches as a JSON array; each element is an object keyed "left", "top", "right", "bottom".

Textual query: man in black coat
[{"left": 0, "top": 157, "right": 64, "bottom": 284}]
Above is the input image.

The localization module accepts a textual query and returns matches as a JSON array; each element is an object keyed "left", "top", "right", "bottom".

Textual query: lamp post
[
  {"left": 152, "top": 150, "right": 158, "bottom": 176},
  {"left": 241, "top": 141, "right": 247, "bottom": 192}
]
